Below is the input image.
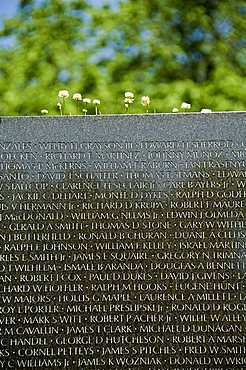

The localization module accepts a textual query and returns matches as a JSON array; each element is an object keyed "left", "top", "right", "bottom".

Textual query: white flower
[
  {"left": 41, "top": 109, "right": 48, "bottom": 114},
  {"left": 57, "top": 103, "right": 62, "bottom": 109},
  {"left": 93, "top": 99, "right": 100, "bottom": 105},
  {"left": 124, "top": 98, "right": 134, "bottom": 104},
  {"left": 181, "top": 102, "right": 191, "bottom": 109},
  {"left": 83, "top": 98, "right": 91, "bottom": 104},
  {"left": 172, "top": 107, "right": 179, "bottom": 113},
  {"left": 58, "top": 90, "right": 69, "bottom": 98},
  {"left": 201, "top": 108, "right": 212, "bottom": 113},
  {"left": 141, "top": 96, "right": 150, "bottom": 106},
  {"left": 125, "top": 91, "right": 134, "bottom": 98},
  {"left": 125, "top": 103, "right": 129, "bottom": 108},
  {"left": 73, "top": 93, "right": 82, "bottom": 101}
]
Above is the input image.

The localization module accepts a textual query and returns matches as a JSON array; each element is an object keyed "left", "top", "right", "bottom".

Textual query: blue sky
[{"left": 0, "top": 0, "right": 19, "bottom": 18}]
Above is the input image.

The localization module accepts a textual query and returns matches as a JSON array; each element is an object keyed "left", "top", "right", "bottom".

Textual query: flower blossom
[
  {"left": 93, "top": 99, "right": 100, "bottom": 105},
  {"left": 58, "top": 90, "right": 69, "bottom": 98},
  {"left": 172, "top": 107, "right": 179, "bottom": 113},
  {"left": 124, "top": 98, "right": 134, "bottom": 104},
  {"left": 125, "top": 91, "right": 134, "bottom": 98},
  {"left": 124, "top": 92, "right": 134, "bottom": 104},
  {"left": 83, "top": 98, "right": 91, "bottom": 104},
  {"left": 41, "top": 109, "right": 48, "bottom": 114},
  {"left": 200, "top": 108, "right": 212, "bottom": 113},
  {"left": 181, "top": 102, "right": 191, "bottom": 109},
  {"left": 141, "top": 96, "right": 150, "bottom": 107},
  {"left": 73, "top": 93, "right": 82, "bottom": 101}
]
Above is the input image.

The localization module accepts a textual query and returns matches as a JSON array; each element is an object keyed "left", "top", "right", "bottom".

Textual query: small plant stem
[{"left": 63, "top": 97, "right": 66, "bottom": 115}]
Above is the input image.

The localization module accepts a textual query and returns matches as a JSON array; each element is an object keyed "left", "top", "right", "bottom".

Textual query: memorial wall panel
[{"left": 0, "top": 113, "right": 245, "bottom": 369}]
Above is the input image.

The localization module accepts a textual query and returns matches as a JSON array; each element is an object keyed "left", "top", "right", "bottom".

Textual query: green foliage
[{"left": 0, "top": 0, "right": 246, "bottom": 115}]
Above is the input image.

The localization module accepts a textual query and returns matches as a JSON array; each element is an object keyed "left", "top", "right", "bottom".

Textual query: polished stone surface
[{"left": 0, "top": 112, "right": 245, "bottom": 369}]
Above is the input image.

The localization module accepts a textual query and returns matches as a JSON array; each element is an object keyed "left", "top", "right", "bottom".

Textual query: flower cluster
[
  {"left": 124, "top": 92, "right": 134, "bottom": 112},
  {"left": 40, "top": 89, "right": 212, "bottom": 116},
  {"left": 73, "top": 93, "right": 82, "bottom": 101},
  {"left": 124, "top": 91, "right": 134, "bottom": 103},
  {"left": 141, "top": 96, "right": 150, "bottom": 112},
  {"left": 58, "top": 90, "right": 69, "bottom": 99},
  {"left": 171, "top": 103, "right": 212, "bottom": 113},
  {"left": 172, "top": 102, "right": 191, "bottom": 113},
  {"left": 181, "top": 102, "right": 191, "bottom": 110},
  {"left": 55, "top": 90, "right": 101, "bottom": 115},
  {"left": 141, "top": 96, "right": 150, "bottom": 107},
  {"left": 123, "top": 92, "right": 151, "bottom": 113}
]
